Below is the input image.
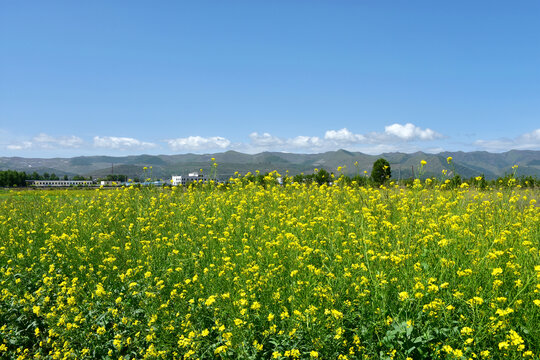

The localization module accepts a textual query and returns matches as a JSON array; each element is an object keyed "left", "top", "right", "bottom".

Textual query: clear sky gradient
[{"left": 1, "top": 1, "right": 539, "bottom": 157}]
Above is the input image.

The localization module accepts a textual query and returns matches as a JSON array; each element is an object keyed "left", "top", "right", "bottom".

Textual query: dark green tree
[
  {"left": 314, "top": 169, "right": 331, "bottom": 185},
  {"left": 371, "top": 158, "right": 391, "bottom": 185},
  {"left": 30, "top": 171, "right": 42, "bottom": 180},
  {"left": 293, "top": 173, "right": 305, "bottom": 184},
  {"left": 0, "top": 170, "right": 28, "bottom": 187}
]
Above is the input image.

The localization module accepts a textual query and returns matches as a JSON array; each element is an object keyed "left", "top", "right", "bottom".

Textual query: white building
[
  {"left": 100, "top": 180, "right": 119, "bottom": 186},
  {"left": 171, "top": 172, "right": 208, "bottom": 186}
]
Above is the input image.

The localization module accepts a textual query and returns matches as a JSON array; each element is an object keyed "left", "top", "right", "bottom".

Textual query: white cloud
[
  {"left": 324, "top": 128, "right": 365, "bottom": 143},
  {"left": 166, "top": 136, "right": 231, "bottom": 151},
  {"left": 321, "top": 124, "right": 441, "bottom": 148},
  {"left": 7, "top": 141, "right": 32, "bottom": 150},
  {"left": 249, "top": 132, "right": 284, "bottom": 147},
  {"left": 474, "top": 128, "right": 540, "bottom": 152},
  {"left": 289, "top": 135, "right": 323, "bottom": 148},
  {"left": 248, "top": 132, "right": 322, "bottom": 151},
  {"left": 33, "top": 133, "right": 84, "bottom": 148},
  {"left": 384, "top": 123, "right": 442, "bottom": 141},
  {"left": 521, "top": 128, "right": 540, "bottom": 143},
  {"left": 6, "top": 133, "right": 83, "bottom": 151},
  {"left": 93, "top": 136, "right": 157, "bottom": 150}
]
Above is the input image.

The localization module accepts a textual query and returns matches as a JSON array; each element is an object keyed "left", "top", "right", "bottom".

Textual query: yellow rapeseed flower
[{"left": 398, "top": 291, "right": 409, "bottom": 301}]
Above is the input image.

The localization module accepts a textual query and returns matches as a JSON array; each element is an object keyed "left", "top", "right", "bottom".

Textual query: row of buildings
[
  {"left": 26, "top": 172, "right": 209, "bottom": 187},
  {"left": 27, "top": 180, "right": 95, "bottom": 187}
]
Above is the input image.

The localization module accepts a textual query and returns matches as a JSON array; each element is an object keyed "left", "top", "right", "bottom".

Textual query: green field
[{"left": 1, "top": 180, "right": 539, "bottom": 359}]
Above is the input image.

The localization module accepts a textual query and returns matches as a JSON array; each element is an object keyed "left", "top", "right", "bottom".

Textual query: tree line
[
  {"left": 1, "top": 160, "right": 538, "bottom": 189},
  {"left": 240, "top": 158, "right": 539, "bottom": 189},
  {"left": 0, "top": 170, "right": 128, "bottom": 187},
  {"left": 0, "top": 170, "right": 28, "bottom": 187},
  {"left": 0, "top": 170, "right": 92, "bottom": 187}
]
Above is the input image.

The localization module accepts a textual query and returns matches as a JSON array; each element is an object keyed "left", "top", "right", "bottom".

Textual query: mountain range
[{"left": 1, "top": 150, "right": 538, "bottom": 180}]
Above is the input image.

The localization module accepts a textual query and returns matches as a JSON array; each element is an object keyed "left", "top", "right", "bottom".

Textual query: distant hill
[{"left": 0, "top": 150, "right": 538, "bottom": 180}]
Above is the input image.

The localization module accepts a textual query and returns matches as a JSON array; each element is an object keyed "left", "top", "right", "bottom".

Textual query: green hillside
[{"left": 0, "top": 150, "right": 538, "bottom": 180}]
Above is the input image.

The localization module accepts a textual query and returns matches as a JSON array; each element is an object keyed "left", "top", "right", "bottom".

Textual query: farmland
[{"left": 0, "top": 178, "right": 539, "bottom": 359}]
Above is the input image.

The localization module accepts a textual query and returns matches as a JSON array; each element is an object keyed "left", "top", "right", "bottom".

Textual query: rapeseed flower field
[{"left": 0, "top": 177, "right": 538, "bottom": 359}]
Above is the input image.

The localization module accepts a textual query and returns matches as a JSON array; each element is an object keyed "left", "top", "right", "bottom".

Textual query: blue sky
[{"left": 1, "top": 1, "right": 539, "bottom": 157}]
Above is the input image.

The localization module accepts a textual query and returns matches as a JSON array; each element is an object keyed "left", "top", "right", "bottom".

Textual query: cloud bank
[
  {"left": 384, "top": 123, "right": 441, "bottom": 141},
  {"left": 474, "top": 128, "right": 540, "bottom": 152},
  {"left": 249, "top": 132, "right": 323, "bottom": 149},
  {"left": 3, "top": 125, "right": 539, "bottom": 155},
  {"left": 93, "top": 136, "right": 157, "bottom": 150},
  {"left": 245, "top": 123, "right": 442, "bottom": 153},
  {"left": 7, "top": 133, "right": 83, "bottom": 150},
  {"left": 166, "top": 136, "right": 231, "bottom": 151},
  {"left": 6, "top": 134, "right": 157, "bottom": 153}
]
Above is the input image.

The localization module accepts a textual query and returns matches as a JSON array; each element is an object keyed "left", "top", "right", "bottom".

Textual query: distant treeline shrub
[
  {"left": 1, "top": 167, "right": 538, "bottom": 189},
  {"left": 0, "top": 170, "right": 94, "bottom": 187},
  {"left": 0, "top": 170, "right": 27, "bottom": 187}
]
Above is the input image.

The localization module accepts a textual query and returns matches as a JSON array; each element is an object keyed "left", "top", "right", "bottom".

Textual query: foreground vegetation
[{"left": 0, "top": 178, "right": 539, "bottom": 359}]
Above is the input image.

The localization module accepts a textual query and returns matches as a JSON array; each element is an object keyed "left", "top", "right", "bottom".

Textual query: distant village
[
  {"left": 24, "top": 172, "right": 212, "bottom": 188},
  {"left": 1, "top": 159, "right": 538, "bottom": 189}
]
